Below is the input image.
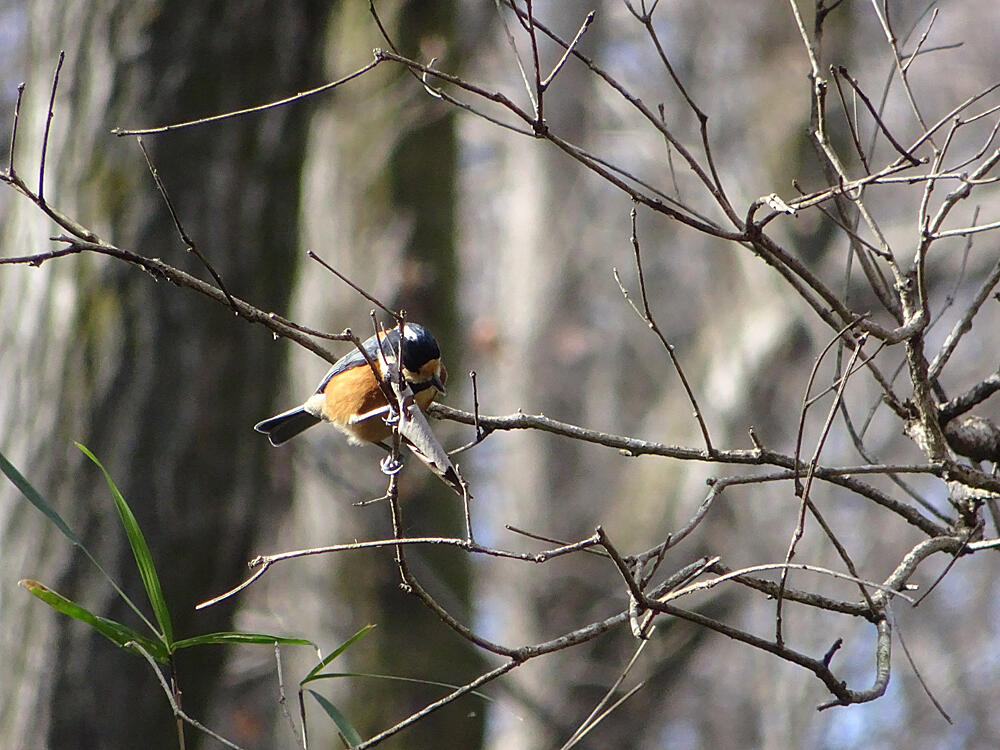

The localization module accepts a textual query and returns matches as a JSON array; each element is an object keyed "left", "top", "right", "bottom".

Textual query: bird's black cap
[{"left": 398, "top": 322, "right": 441, "bottom": 371}]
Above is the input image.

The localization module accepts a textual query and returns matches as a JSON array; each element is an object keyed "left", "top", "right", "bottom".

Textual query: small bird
[{"left": 254, "top": 322, "right": 447, "bottom": 449}]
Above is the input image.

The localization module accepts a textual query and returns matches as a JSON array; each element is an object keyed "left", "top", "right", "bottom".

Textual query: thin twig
[
  {"left": 196, "top": 532, "right": 603, "bottom": 610},
  {"left": 561, "top": 645, "right": 646, "bottom": 750},
  {"left": 927, "top": 253, "right": 1000, "bottom": 380},
  {"left": 889, "top": 608, "right": 953, "bottom": 724},
  {"left": 38, "top": 50, "right": 65, "bottom": 203},
  {"left": 307, "top": 250, "right": 397, "bottom": 318},
  {"left": 0, "top": 172, "right": 102, "bottom": 242},
  {"left": 127, "top": 641, "right": 246, "bottom": 750},
  {"left": 838, "top": 399, "right": 951, "bottom": 524},
  {"left": 831, "top": 67, "right": 871, "bottom": 173},
  {"left": 793, "top": 318, "right": 866, "bottom": 494},
  {"left": 7, "top": 82, "right": 25, "bottom": 175},
  {"left": 912, "top": 526, "right": 977, "bottom": 607},
  {"left": 616, "top": 206, "right": 714, "bottom": 454},
  {"left": 491, "top": 0, "right": 537, "bottom": 112},
  {"left": 135, "top": 135, "right": 236, "bottom": 310},
  {"left": 540, "top": 11, "right": 595, "bottom": 90},
  {"left": 870, "top": 0, "right": 931, "bottom": 137},
  {"left": 778, "top": 332, "right": 873, "bottom": 644},
  {"left": 836, "top": 66, "right": 922, "bottom": 166},
  {"left": 274, "top": 644, "right": 305, "bottom": 749},
  {"left": 506, "top": 525, "right": 610, "bottom": 559},
  {"left": 523, "top": 0, "right": 544, "bottom": 127},
  {"left": 901, "top": 7, "right": 940, "bottom": 75},
  {"left": 114, "top": 58, "right": 382, "bottom": 136},
  {"left": 354, "top": 662, "right": 517, "bottom": 749},
  {"left": 449, "top": 371, "right": 492, "bottom": 456}
]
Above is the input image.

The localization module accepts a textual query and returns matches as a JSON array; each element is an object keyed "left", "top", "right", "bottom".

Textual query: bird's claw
[{"left": 380, "top": 454, "right": 404, "bottom": 475}]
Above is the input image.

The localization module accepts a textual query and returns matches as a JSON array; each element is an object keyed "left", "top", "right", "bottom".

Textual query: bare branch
[
  {"left": 113, "top": 57, "right": 383, "bottom": 136},
  {"left": 835, "top": 65, "right": 922, "bottom": 166},
  {"left": 540, "top": 11, "right": 595, "bottom": 91},
  {"left": 37, "top": 50, "right": 65, "bottom": 203},
  {"left": 197, "top": 532, "right": 603, "bottom": 610},
  {"left": 7, "top": 81, "right": 25, "bottom": 175},
  {"left": 135, "top": 135, "right": 236, "bottom": 310},
  {"left": 128, "top": 641, "right": 247, "bottom": 750},
  {"left": 617, "top": 206, "right": 715, "bottom": 454},
  {"left": 938, "top": 370, "right": 1000, "bottom": 424},
  {"left": 354, "top": 662, "right": 518, "bottom": 750}
]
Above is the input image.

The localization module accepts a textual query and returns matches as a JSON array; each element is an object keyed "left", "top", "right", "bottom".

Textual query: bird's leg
[{"left": 376, "top": 440, "right": 405, "bottom": 475}]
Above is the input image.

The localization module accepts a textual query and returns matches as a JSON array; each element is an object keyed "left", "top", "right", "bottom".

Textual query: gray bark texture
[{"left": 0, "top": 2, "right": 325, "bottom": 747}]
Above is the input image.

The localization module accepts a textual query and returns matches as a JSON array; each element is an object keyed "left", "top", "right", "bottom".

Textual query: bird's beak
[{"left": 432, "top": 373, "right": 446, "bottom": 396}]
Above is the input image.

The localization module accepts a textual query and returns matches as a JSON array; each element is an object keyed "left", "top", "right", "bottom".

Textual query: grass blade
[
  {"left": 76, "top": 443, "right": 174, "bottom": 645},
  {"left": 2, "top": 447, "right": 161, "bottom": 637},
  {"left": 172, "top": 632, "right": 315, "bottom": 650},
  {"left": 20, "top": 579, "right": 168, "bottom": 663},
  {"left": 301, "top": 624, "right": 375, "bottom": 685},
  {"left": 0, "top": 449, "right": 81, "bottom": 545},
  {"left": 301, "top": 671, "right": 498, "bottom": 704},
  {"left": 306, "top": 689, "right": 364, "bottom": 747}
]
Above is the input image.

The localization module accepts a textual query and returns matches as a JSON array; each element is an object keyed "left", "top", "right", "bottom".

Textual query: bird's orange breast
[{"left": 318, "top": 364, "right": 441, "bottom": 444}]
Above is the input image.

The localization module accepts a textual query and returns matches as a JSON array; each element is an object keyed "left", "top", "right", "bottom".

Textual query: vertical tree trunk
[
  {"left": 0, "top": 2, "right": 326, "bottom": 747},
  {"left": 226, "top": 3, "right": 484, "bottom": 748}
]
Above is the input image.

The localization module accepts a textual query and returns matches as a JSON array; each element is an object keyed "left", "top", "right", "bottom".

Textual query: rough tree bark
[{"left": 0, "top": 2, "right": 325, "bottom": 747}]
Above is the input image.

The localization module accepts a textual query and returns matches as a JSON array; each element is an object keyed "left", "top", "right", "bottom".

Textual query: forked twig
[
  {"left": 778, "top": 331, "right": 873, "bottom": 644},
  {"left": 128, "top": 641, "right": 246, "bottom": 750},
  {"left": 135, "top": 135, "right": 236, "bottom": 310},
  {"left": 615, "top": 206, "right": 715, "bottom": 455},
  {"left": 560, "top": 638, "right": 647, "bottom": 750},
  {"left": 491, "top": 0, "right": 537, "bottom": 112},
  {"left": 836, "top": 66, "right": 922, "bottom": 166}
]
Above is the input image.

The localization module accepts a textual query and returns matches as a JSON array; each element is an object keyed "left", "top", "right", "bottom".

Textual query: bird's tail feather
[{"left": 254, "top": 407, "right": 321, "bottom": 446}]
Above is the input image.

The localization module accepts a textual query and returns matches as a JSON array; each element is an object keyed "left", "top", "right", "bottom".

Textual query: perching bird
[{"left": 254, "top": 322, "right": 447, "bottom": 449}]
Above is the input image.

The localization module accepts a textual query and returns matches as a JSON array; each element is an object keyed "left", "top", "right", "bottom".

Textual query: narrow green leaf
[
  {"left": 2, "top": 447, "right": 162, "bottom": 638},
  {"left": 20, "top": 579, "right": 168, "bottom": 663},
  {"left": 172, "top": 632, "right": 315, "bottom": 650},
  {"left": 301, "top": 671, "right": 497, "bottom": 704},
  {"left": 301, "top": 624, "right": 376, "bottom": 685},
  {"left": 76, "top": 443, "right": 174, "bottom": 645},
  {"left": 307, "top": 689, "right": 364, "bottom": 747},
  {"left": 0, "top": 449, "right": 81, "bottom": 545}
]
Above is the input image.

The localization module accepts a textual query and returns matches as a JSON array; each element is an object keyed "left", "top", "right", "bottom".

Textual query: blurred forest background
[{"left": 2, "top": 1, "right": 1000, "bottom": 749}]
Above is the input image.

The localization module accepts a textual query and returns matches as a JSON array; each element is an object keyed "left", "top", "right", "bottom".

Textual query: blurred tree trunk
[
  {"left": 458, "top": 3, "right": 840, "bottom": 749},
  {"left": 0, "top": 2, "right": 326, "bottom": 748},
  {"left": 224, "top": 3, "right": 485, "bottom": 749}
]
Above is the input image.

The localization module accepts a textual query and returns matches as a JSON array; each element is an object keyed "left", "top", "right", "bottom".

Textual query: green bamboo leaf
[
  {"left": 172, "top": 632, "right": 315, "bottom": 650},
  {"left": 0, "top": 449, "right": 81, "bottom": 545},
  {"left": 306, "top": 689, "right": 364, "bottom": 747},
  {"left": 20, "top": 579, "right": 168, "bottom": 663},
  {"left": 301, "top": 671, "right": 497, "bottom": 704},
  {"left": 2, "top": 447, "right": 161, "bottom": 637},
  {"left": 301, "top": 624, "right": 376, "bottom": 685},
  {"left": 76, "top": 443, "right": 174, "bottom": 645}
]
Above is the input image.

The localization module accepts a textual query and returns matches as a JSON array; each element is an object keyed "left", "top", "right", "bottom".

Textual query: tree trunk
[{"left": 0, "top": 2, "right": 326, "bottom": 747}]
